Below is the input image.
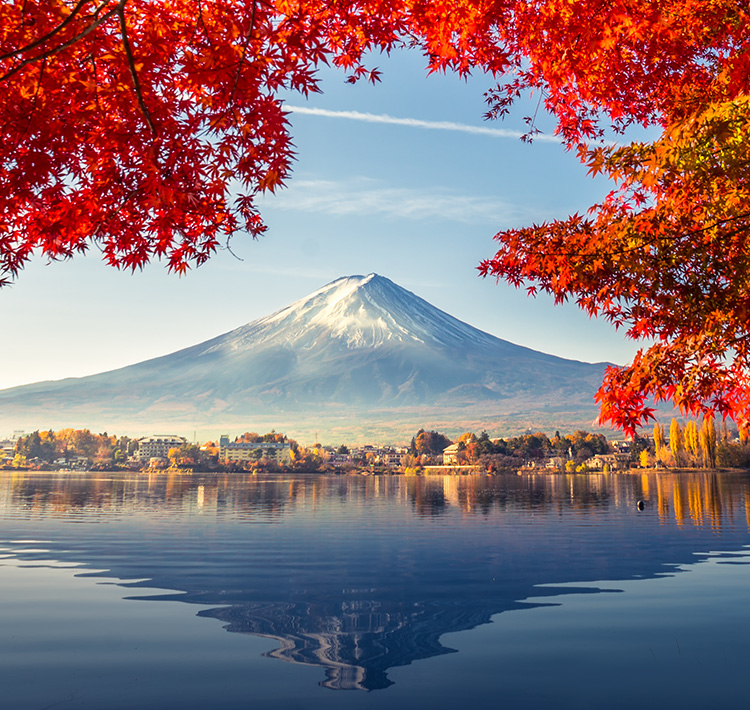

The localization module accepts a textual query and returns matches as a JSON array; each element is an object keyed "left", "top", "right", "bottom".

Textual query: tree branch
[
  {"left": 16, "top": 55, "right": 47, "bottom": 146},
  {"left": 191, "top": 0, "right": 211, "bottom": 42},
  {"left": 116, "top": 1, "right": 156, "bottom": 135},
  {"left": 224, "top": 237, "right": 245, "bottom": 261},
  {"left": 231, "top": 0, "right": 257, "bottom": 103},
  {"left": 0, "top": 1, "right": 120, "bottom": 83},
  {"left": 0, "top": 0, "right": 95, "bottom": 62}
]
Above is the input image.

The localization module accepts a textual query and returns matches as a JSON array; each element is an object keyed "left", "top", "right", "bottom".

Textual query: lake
[{"left": 0, "top": 470, "right": 748, "bottom": 709}]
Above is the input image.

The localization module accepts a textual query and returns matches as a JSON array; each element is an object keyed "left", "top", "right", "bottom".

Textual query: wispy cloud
[
  {"left": 259, "top": 178, "right": 542, "bottom": 225},
  {"left": 286, "top": 105, "right": 562, "bottom": 144}
]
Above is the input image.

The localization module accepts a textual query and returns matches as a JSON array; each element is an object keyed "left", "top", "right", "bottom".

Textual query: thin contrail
[{"left": 285, "top": 105, "right": 562, "bottom": 143}]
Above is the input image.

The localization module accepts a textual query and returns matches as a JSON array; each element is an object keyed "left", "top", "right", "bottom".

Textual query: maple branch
[
  {"left": 116, "top": 1, "right": 156, "bottom": 136},
  {"left": 521, "top": 89, "right": 545, "bottom": 142},
  {"left": 192, "top": 0, "right": 211, "bottom": 41},
  {"left": 90, "top": 54, "right": 102, "bottom": 112},
  {"left": 599, "top": 212, "right": 750, "bottom": 261},
  {"left": 521, "top": 211, "right": 750, "bottom": 264},
  {"left": 231, "top": 0, "right": 258, "bottom": 103},
  {"left": 91, "top": 188, "right": 140, "bottom": 242},
  {"left": 0, "top": 1, "right": 119, "bottom": 83},
  {"left": 223, "top": 237, "right": 245, "bottom": 262},
  {"left": 16, "top": 55, "right": 47, "bottom": 145},
  {"left": 0, "top": 0, "right": 94, "bottom": 62}
]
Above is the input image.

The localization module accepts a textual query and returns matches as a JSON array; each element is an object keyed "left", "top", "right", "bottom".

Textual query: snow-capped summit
[
  {"left": 202, "top": 274, "right": 510, "bottom": 353},
  {"left": 0, "top": 274, "right": 609, "bottom": 436}
]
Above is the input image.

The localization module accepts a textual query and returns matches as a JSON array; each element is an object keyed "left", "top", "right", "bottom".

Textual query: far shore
[{"left": 2, "top": 466, "right": 748, "bottom": 476}]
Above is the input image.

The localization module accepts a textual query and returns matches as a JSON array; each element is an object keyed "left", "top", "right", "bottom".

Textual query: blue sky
[{"left": 0, "top": 49, "right": 642, "bottom": 391}]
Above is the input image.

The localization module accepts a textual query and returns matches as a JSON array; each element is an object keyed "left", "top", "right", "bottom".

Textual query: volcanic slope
[{"left": 0, "top": 274, "right": 608, "bottom": 433}]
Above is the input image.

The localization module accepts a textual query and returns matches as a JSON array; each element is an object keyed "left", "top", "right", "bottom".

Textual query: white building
[
  {"left": 0, "top": 440, "right": 15, "bottom": 463},
  {"left": 442, "top": 443, "right": 460, "bottom": 465},
  {"left": 136, "top": 435, "right": 188, "bottom": 462}
]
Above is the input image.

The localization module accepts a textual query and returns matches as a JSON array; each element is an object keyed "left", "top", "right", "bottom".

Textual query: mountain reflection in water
[{"left": 0, "top": 471, "right": 748, "bottom": 691}]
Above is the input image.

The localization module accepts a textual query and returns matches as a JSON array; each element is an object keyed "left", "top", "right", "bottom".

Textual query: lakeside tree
[
  {"left": 441, "top": 429, "right": 613, "bottom": 469},
  {"left": 481, "top": 97, "right": 750, "bottom": 435},
  {"left": 14, "top": 427, "right": 119, "bottom": 467},
  {"left": 669, "top": 419, "right": 684, "bottom": 468},
  {"left": 168, "top": 443, "right": 206, "bottom": 469},
  {"left": 717, "top": 437, "right": 750, "bottom": 468},
  {"left": 410, "top": 429, "right": 452, "bottom": 457},
  {"left": 3, "top": 1, "right": 750, "bottom": 432},
  {"left": 15, "top": 430, "right": 56, "bottom": 462},
  {"left": 652, "top": 422, "right": 666, "bottom": 463},
  {"left": 684, "top": 420, "right": 701, "bottom": 465},
  {"left": 699, "top": 415, "right": 718, "bottom": 469},
  {"left": 641, "top": 415, "right": 750, "bottom": 469}
]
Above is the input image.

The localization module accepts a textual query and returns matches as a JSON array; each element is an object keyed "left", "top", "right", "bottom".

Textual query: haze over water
[{"left": 1, "top": 470, "right": 749, "bottom": 709}]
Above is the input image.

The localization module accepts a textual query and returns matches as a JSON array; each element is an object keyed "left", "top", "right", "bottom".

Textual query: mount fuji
[{"left": 0, "top": 274, "right": 609, "bottom": 440}]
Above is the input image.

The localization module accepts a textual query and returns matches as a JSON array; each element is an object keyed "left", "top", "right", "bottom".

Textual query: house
[
  {"left": 583, "top": 453, "right": 631, "bottom": 471},
  {"left": 380, "top": 449, "right": 405, "bottom": 467},
  {"left": 545, "top": 456, "right": 566, "bottom": 470},
  {"left": 331, "top": 453, "right": 353, "bottom": 464}
]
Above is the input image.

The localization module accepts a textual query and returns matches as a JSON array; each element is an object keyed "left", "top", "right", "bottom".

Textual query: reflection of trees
[
  {"left": 651, "top": 472, "right": 736, "bottom": 530},
  {"left": 1, "top": 471, "right": 748, "bottom": 530},
  {"left": 1, "top": 470, "right": 750, "bottom": 691},
  {"left": 407, "top": 477, "right": 447, "bottom": 516},
  {"left": 0, "top": 472, "right": 300, "bottom": 520},
  {"left": 409, "top": 474, "right": 616, "bottom": 516}
]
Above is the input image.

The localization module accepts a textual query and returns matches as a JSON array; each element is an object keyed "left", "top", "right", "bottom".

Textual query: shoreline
[{"left": 2, "top": 466, "right": 749, "bottom": 476}]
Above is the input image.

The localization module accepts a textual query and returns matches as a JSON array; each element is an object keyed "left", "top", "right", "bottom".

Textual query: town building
[
  {"left": 442, "top": 443, "right": 460, "bottom": 465},
  {"left": 136, "top": 435, "right": 188, "bottom": 462},
  {"left": 219, "top": 435, "right": 292, "bottom": 465},
  {"left": 380, "top": 450, "right": 405, "bottom": 467},
  {"left": 583, "top": 453, "right": 631, "bottom": 471},
  {"left": 0, "top": 440, "right": 15, "bottom": 463}
]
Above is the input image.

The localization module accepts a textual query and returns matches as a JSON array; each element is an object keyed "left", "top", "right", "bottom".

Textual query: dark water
[{"left": 0, "top": 471, "right": 749, "bottom": 709}]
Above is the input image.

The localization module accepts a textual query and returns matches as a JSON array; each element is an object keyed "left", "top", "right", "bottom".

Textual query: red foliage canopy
[
  {"left": 2, "top": 0, "right": 749, "bottom": 432},
  {"left": 477, "top": 3, "right": 750, "bottom": 434}
]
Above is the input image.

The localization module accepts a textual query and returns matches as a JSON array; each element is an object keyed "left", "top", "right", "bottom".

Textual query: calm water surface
[{"left": 0, "top": 470, "right": 749, "bottom": 709}]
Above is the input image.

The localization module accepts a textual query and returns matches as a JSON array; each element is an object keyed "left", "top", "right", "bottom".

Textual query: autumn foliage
[{"left": 3, "top": 1, "right": 750, "bottom": 432}]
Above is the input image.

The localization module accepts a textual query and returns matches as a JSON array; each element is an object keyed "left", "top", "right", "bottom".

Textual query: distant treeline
[
  {"left": 8, "top": 429, "right": 137, "bottom": 469},
  {"left": 404, "top": 428, "right": 611, "bottom": 472},
  {"left": 647, "top": 417, "right": 750, "bottom": 469},
  {"left": 3, "top": 419, "right": 750, "bottom": 473}
]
